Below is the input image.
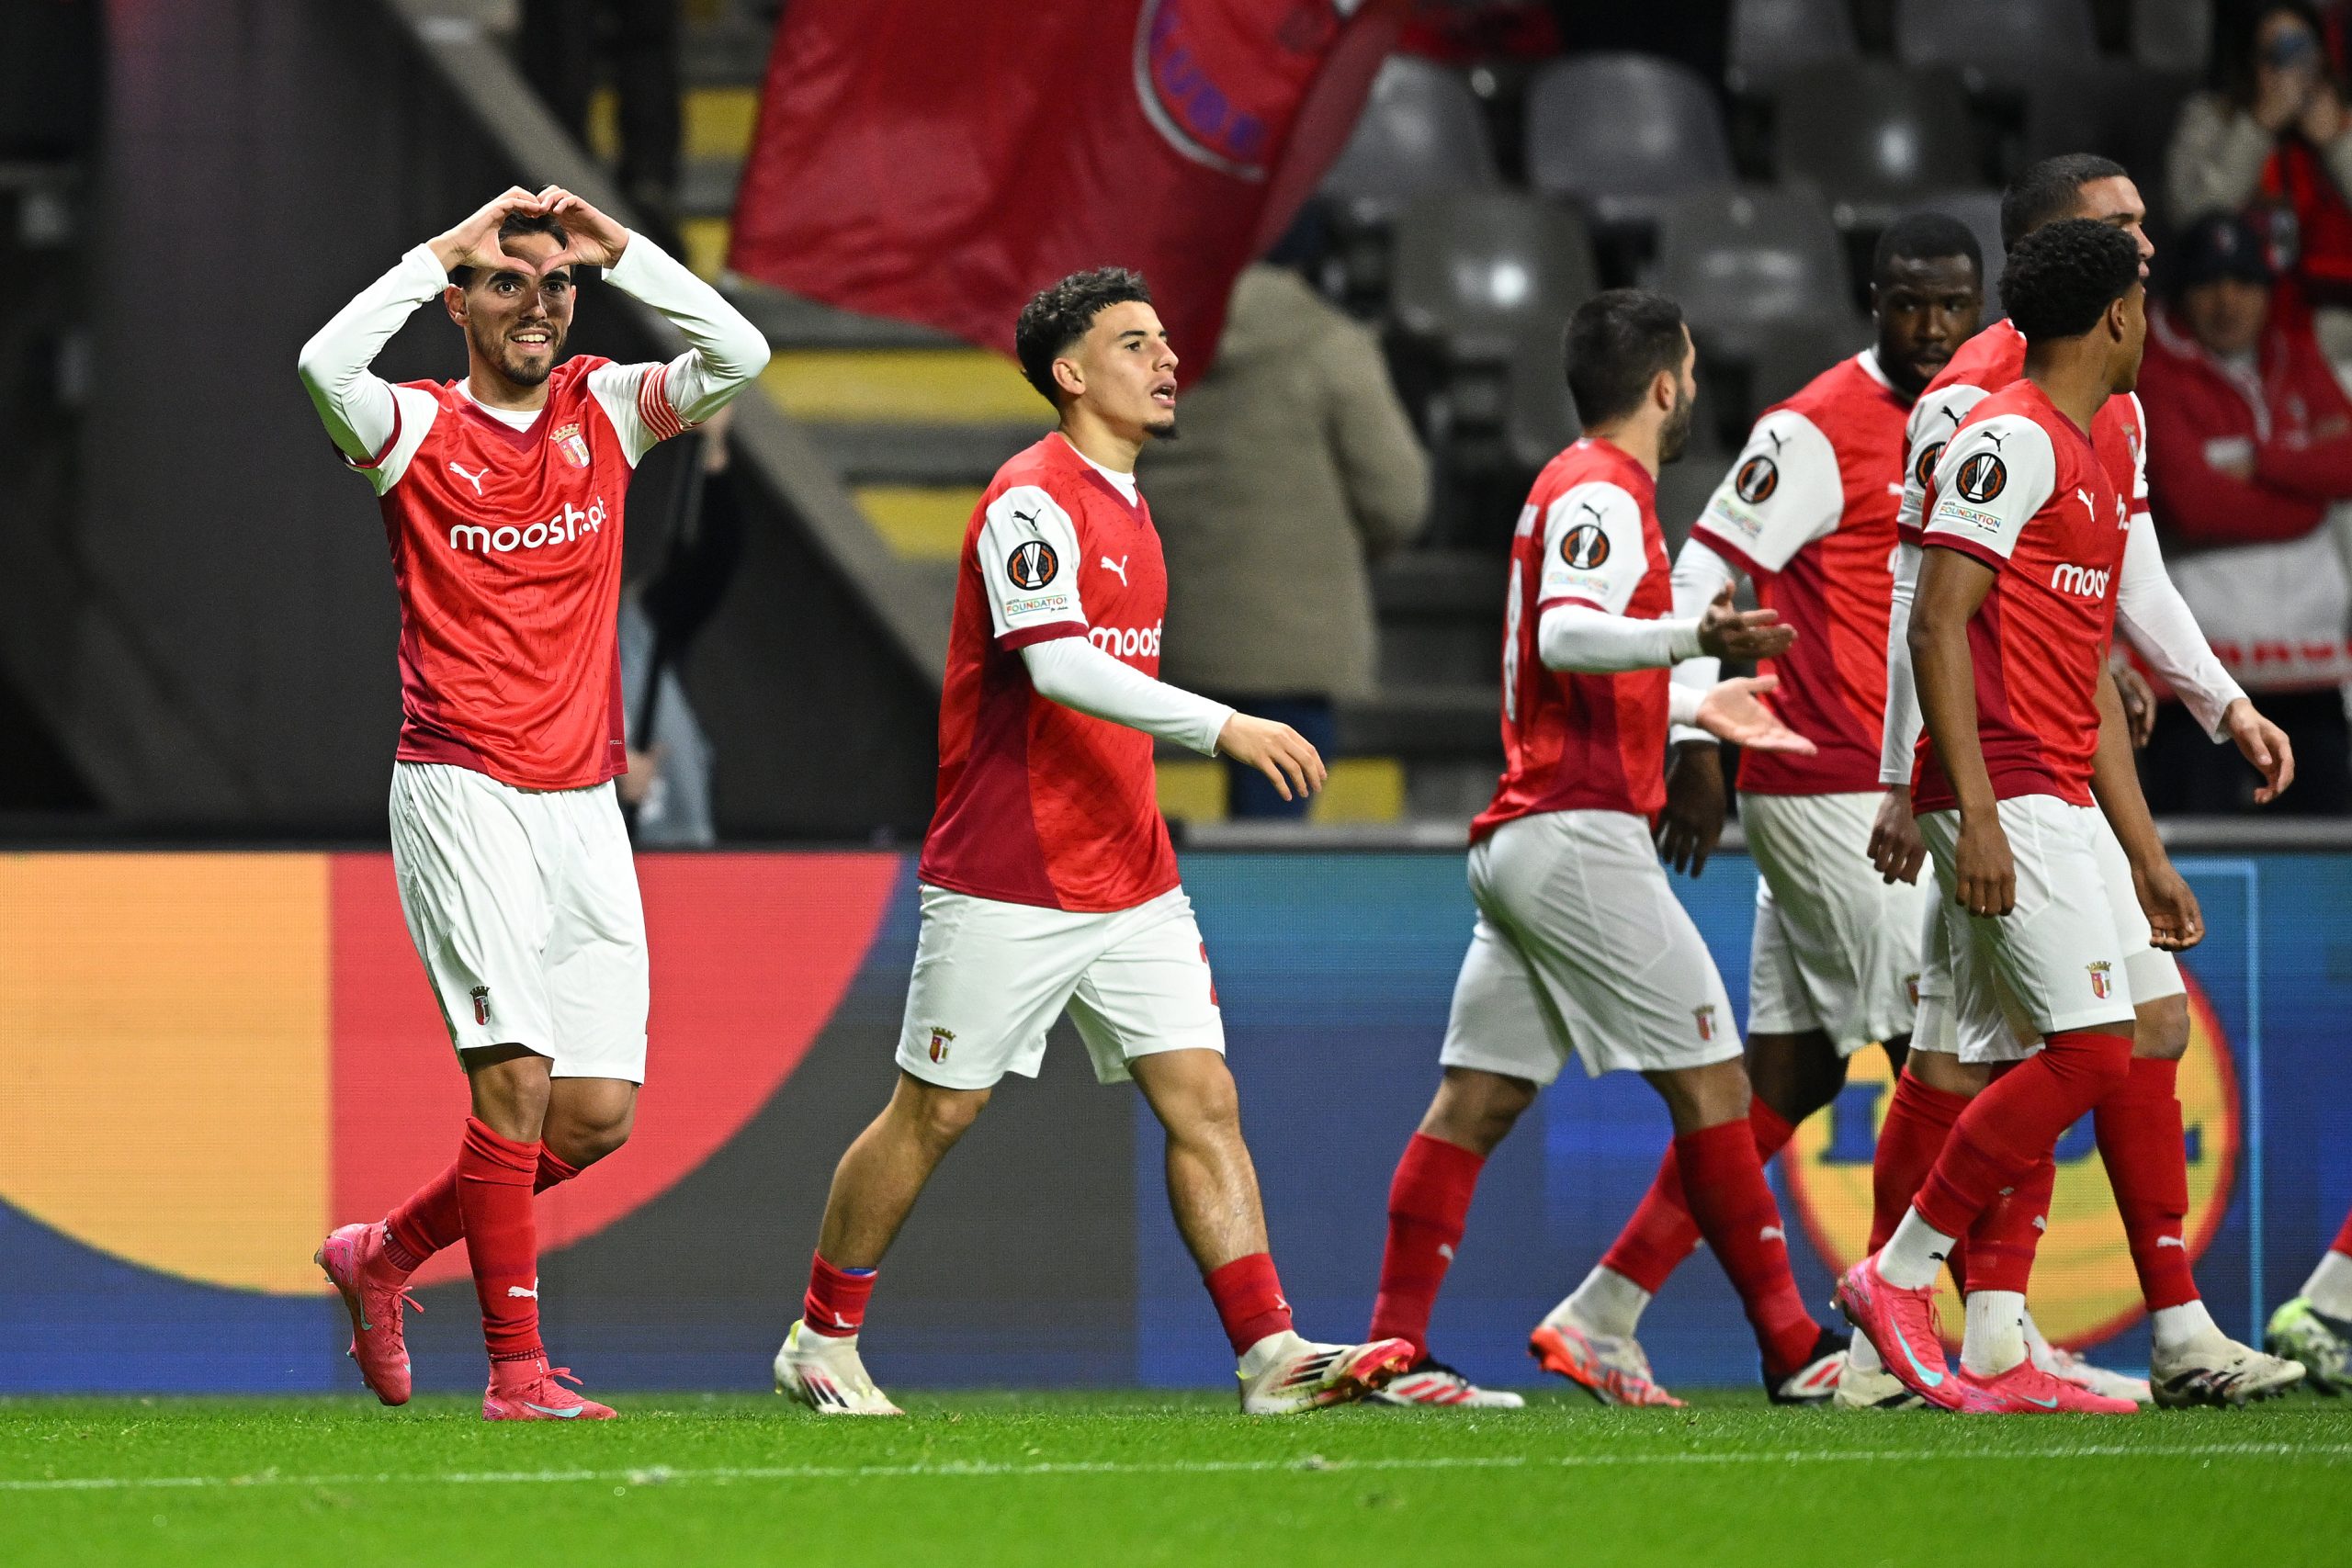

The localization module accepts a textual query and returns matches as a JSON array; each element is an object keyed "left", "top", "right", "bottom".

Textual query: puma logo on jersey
[
  {"left": 448, "top": 461, "right": 488, "bottom": 495},
  {"left": 2075, "top": 486, "right": 2097, "bottom": 523},
  {"left": 1101, "top": 554, "right": 1129, "bottom": 586},
  {"left": 2050, "top": 561, "right": 2112, "bottom": 599}
]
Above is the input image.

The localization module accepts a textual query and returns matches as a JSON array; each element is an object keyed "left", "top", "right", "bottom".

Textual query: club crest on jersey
[
  {"left": 1954, "top": 451, "right": 2007, "bottom": 503},
  {"left": 552, "top": 423, "right": 591, "bottom": 468},
  {"left": 470, "top": 985, "right": 492, "bottom": 1026},
  {"left": 1007, "top": 540, "right": 1060, "bottom": 591},
  {"left": 1694, "top": 1003, "right": 1717, "bottom": 1042},
  {"left": 927, "top": 1026, "right": 955, "bottom": 1065},
  {"left": 1734, "top": 454, "right": 1780, "bottom": 504},
  {"left": 1559, "top": 522, "right": 1611, "bottom": 570},
  {"left": 2087, "top": 961, "right": 2113, "bottom": 1000}
]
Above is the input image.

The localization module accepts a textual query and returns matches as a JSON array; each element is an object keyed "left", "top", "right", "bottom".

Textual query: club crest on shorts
[
  {"left": 1693, "top": 1003, "right": 1717, "bottom": 1042},
  {"left": 551, "top": 423, "right": 591, "bottom": 468},
  {"left": 1734, "top": 453, "right": 1780, "bottom": 504},
  {"left": 2087, "top": 961, "right": 2113, "bottom": 1000},
  {"left": 1006, "top": 539, "right": 1059, "bottom": 590},
  {"left": 927, "top": 1026, "right": 955, "bottom": 1065},
  {"left": 1954, "top": 450, "right": 2007, "bottom": 503},
  {"left": 470, "top": 985, "right": 492, "bottom": 1026}
]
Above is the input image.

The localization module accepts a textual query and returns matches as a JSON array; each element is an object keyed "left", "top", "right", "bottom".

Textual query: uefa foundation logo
[{"left": 1783, "top": 971, "right": 2242, "bottom": 1348}]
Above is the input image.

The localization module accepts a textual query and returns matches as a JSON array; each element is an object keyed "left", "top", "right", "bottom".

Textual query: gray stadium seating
[
  {"left": 1505, "top": 328, "right": 1580, "bottom": 475},
  {"left": 1726, "top": 0, "right": 1860, "bottom": 97},
  {"left": 1771, "top": 61, "right": 1979, "bottom": 228},
  {"left": 2021, "top": 62, "right": 2193, "bottom": 191},
  {"left": 1894, "top": 0, "right": 2098, "bottom": 93},
  {"left": 1746, "top": 318, "right": 1876, "bottom": 417},
  {"left": 1390, "top": 192, "right": 1600, "bottom": 363},
  {"left": 1320, "top": 55, "right": 1498, "bottom": 227},
  {"left": 1909, "top": 189, "right": 2008, "bottom": 315},
  {"left": 1525, "top": 53, "right": 1735, "bottom": 227},
  {"left": 1654, "top": 185, "right": 1859, "bottom": 360},
  {"left": 2132, "top": 0, "right": 2212, "bottom": 75}
]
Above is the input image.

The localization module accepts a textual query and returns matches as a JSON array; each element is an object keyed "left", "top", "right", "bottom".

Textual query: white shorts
[
  {"left": 1909, "top": 799, "right": 2182, "bottom": 1063},
  {"left": 1440, "top": 811, "right": 1743, "bottom": 1084},
  {"left": 895, "top": 885, "right": 1224, "bottom": 1091},
  {"left": 1740, "top": 790, "right": 1928, "bottom": 1055},
  {"left": 1917, "top": 795, "right": 2139, "bottom": 1059},
  {"left": 388, "top": 761, "right": 649, "bottom": 1081}
]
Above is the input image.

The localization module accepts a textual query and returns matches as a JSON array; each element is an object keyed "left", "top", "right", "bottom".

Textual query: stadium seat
[
  {"left": 1653, "top": 185, "right": 1858, "bottom": 362},
  {"left": 1321, "top": 56, "right": 1498, "bottom": 227},
  {"left": 2021, "top": 62, "right": 2193, "bottom": 193},
  {"left": 1771, "top": 61, "right": 1979, "bottom": 229},
  {"left": 1894, "top": 0, "right": 2098, "bottom": 93},
  {"left": 1745, "top": 319, "right": 1874, "bottom": 422},
  {"left": 1390, "top": 192, "right": 1600, "bottom": 363},
  {"left": 2132, "top": 0, "right": 2212, "bottom": 75},
  {"left": 1505, "top": 327, "right": 1580, "bottom": 475},
  {"left": 1909, "top": 189, "right": 2008, "bottom": 314},
  {"left": 1726, "top": 0, "right": 1860, "bottom": 97},
  {"left": 1525, "top": 53, "right": 1735, "bottom": 227}
]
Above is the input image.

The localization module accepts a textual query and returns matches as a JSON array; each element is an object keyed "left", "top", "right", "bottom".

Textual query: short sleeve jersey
[
  {"left": 351, "top": 355, "right": 697, "bottom": 790},
  {"left": 1471, "top": 440, "right": 1674, "bottom": 840},
  {"left": 1912, "top": 380, "right": 2132, "bottom": 812},
  {"left": 1689, "top": 351, "right": 1910, "bottom": 795},
  {"left": 918, "top": 434, "right": 1181, "bottom": 913}
]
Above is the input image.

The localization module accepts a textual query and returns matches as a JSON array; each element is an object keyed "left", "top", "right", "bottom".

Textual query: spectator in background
[
  {"left": 1143, "top": 250, "right": 1430, "bottom": 819},
  {"left": 519, "top": 0, "right": 684, "bottom": 256},
  {"left": 2137, "top": 211, "right": 2352, "bottom": 813},
  {"left": 2170, "top": 2, "right": 2352, "bottom": 355}
]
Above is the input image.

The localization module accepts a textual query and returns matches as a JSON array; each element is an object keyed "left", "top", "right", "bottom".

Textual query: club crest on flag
[{"left": 552, "top": 423, "right": 591, "bottom": 468}]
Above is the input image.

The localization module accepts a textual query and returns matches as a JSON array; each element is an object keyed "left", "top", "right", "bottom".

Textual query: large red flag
[{"left": 728, "top": 0, "right": 1408, "bottom": 371}]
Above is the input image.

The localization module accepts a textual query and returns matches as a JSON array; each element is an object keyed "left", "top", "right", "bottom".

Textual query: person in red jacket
[{"left": 2136, "top": 211, "right": 2352, "bottom": 813}]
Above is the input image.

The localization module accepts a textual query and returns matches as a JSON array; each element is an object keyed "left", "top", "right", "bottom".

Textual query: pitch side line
[{"left": 6, "top": 1441, "right": 2349, "bottom": 1494}]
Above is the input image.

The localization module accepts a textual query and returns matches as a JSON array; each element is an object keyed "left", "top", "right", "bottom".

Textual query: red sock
[
  {"left": 803, "top": 1251, "right": 878, "bottom": 1337},
  {"left": 1205, "top": 1253, "right": 1294, "bottom": 1358},
  {"left": 2335, "top": 1202, "right": 2352, "bottom": 1259},
  {"left": 1869, "top": 1069, "right": 1971, "bottom": 1254},
  {"left": 381, "top": 1147, "right": 588, "bottom": 1272},
  {"left": 1675, "top": 1118, "right": 1821, "bottom": 1378},
  {"left": 2094, "top": 1055, "right": 2198, "bottom": 1311},
  {"left": 1916, "top": 1030, "right": 2132, "bottom": 1237},
  {"left": 1962, "top": 1152, "right": 2056, "bottom": 1293},
  {"left": 457, "top": 1117, "right": 544, "bottom": 1361},
  {"left": 1368, "top": 1133, "right": 1485, "bottom": 1356},
  {"left": 1600, "top": 1100, "right": 1797, "bottom": 1293}
]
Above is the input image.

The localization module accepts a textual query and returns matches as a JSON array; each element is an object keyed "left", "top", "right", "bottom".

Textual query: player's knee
[
  {"left": 2133, "top": 995, "right": 2190, "bottom": 1062},
  {"left": 1424, "top": 1067, "right": 1536, "bottom": 1153},
  {"left": 900, "top": 1082, "right": 989, "bottom": 1149}
]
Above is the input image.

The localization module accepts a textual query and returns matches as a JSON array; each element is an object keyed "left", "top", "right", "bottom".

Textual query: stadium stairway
[{"left": 582, "top": 5, "right": 1503, "bottom": 826}]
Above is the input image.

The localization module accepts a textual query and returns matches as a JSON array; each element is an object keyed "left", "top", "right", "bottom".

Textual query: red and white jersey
[
  {"left": 1690, "top": 350, "right": 1909, "bottom": 795},
  {"left": 1913, "top": 380, "right": 2132, "bottom": 812},
  {"left": 352, "top": 355, "right": 693, "bottom": 791},
  {"left": 920, "top": 434, "right": 1181, "bottom": 913},
  {"left": 1472, "top": 439, "right": 1674, "bottom": 839},
  {"left": 1900, "top": 319, "right": 2149, "bottom": 541}
]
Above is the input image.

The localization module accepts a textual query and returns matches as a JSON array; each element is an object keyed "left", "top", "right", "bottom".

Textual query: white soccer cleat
[
  {"left": 1237, "top": 1331, "right": 1414, "bottom": 1416},
  {"left": 1527, "top": 1314, "right": 1683, "bottom": 1406},
  {"left": 774, "top": 1319, "right": 905, "bottom": 1416},
  {"left": 2150, "top": 1331, "right": 2305, "bottom": 1408},
  {"left": 1833, "top": 1356, "right": 1927, "bottom": 1410},
  {"left": 2032, "top": 1340, "right": 2151, "bottom": 1405},
  {"left": 1368, "top": 1357, "right": 1526, "bottom": 1408}
]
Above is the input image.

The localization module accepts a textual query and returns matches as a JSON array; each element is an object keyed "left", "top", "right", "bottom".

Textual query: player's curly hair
[
  {"left": 451, "top": 210, "right": 572, "bottom": 288},
  {"left": 1998, "top": 218, "right": 2142, "bottom": 344},
  {"left": 1014, "top": 267, "right": 1154, "bottom": 406},
  {"left": 1563, "top": 288, "right": 1688, "bottom": 429},
  {"left": 1999, "top": 153, "right": 2128, "bottom": 251}
]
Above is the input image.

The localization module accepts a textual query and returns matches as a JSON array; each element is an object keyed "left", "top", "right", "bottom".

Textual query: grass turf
[{"left": 4, "top": 1389, "right": 2348, "bottom": 1567}]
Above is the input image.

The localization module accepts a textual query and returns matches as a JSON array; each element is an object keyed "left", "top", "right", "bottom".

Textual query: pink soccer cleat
[
  {"left": 1528, "top": 1318, "right": 1684, "bottom": 1407},
  {"left": 1834, "top": 1254, "right": 1962, "bottom": 1411},
  {"left": 1952, "top": 1359, "right": 2139, "bottom": 1415},
  {"left": 482, "top": 1355, "right": 616, "bottom": 1421},
  {"left": 315, "top": 1222, "right": 421, "bottom": 1406}
]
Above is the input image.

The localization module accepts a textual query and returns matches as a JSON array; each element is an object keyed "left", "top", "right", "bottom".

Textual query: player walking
[
  {"left": 298, "top": 186, "right": 768, "bottom": 1419},
  {"left": 1365, "top": 290, "right": 1842, "bottom": 1409},
  {"left": 1867, "top": 158, "right": 2303, "bottom": 1408},
  {"left": 771, "top": 269, "right": 1414, "bottom": 1416},
  {"left": 1521, "top": 214, "right": 1984, "bottom": 1408},
  {"left": 1842, "top": 218, "right": 2197, "bottom": 1414}
]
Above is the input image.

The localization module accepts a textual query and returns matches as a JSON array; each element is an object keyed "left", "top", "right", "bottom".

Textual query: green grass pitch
[{"left": 6, "top": 1390, "right": 2349, "bottom": 1566}]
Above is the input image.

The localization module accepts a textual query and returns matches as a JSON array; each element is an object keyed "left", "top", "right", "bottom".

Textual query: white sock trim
[
  {"left": 1878, "top": 1209, "right": 1957, "bottom": 1291},
  {"left": 1560, "top": 1266, "right": 1652, "bottom": 1338},
  {"left": 2150, "top": 1298, "right": 2220, "bottom": 1354},
  {"left": 2305, "top": 1250, "right": 2352, "bottom": 1320},
  {"left": 1961, "top": 1291, "right": 2028, "bottom": 1377}
]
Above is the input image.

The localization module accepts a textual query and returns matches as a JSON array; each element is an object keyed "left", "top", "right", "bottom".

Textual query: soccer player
[
  {"left": 1365, "top": 290, "right": 1843, "bottom": 1410},
  {"left": 1842, "top": 218, "right": 2196, "bottom": 1414},
  {"left": 298, "top": 186, "right": 769, "bottom": 1419},
  {"left": 2268, "top": 1213, "right": 2352, "bottom": 1392},
  {"left": 1518, "top": 213, "right": 1984, "bottom": 1408},
  {"left": 770, "top": 269, "right": 1415, "bottom": 1416},
  {"left": 1868, "top": 157, "right": 2304, "bottom": 1408}
]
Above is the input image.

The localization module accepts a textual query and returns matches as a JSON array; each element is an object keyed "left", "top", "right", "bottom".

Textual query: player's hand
[
  {"left": 532, "top": 186, "right": 631, "bottom": 270},
  {"left": 2109, "top": 660, "right": 2156, "bottom": 749},
  {"left": 1952, "top": 812, "right": 2014, "bottom": 919},
  {"left": 429, "top": 186, "right": 548, "bottom": 276},
  {"left": 1695, "top": 584, "right": 1795, "bottom": 661},
  {"left": 1656, "top": 743, "right": 1726, "bottom": 877},
  {"left": 1869, "top": 785, "right": 1928, "bottom": 886},
  {"left": 1694, "top": 673, "right": 1815, "bottom": 756},
  {"left": 2134, "top": 856, "right": 2206, "bottom": 952},
  {"left": 1217, "top": 714, "right": 1327, "bottom": 803},
  {"left": 2222, "top": 696, "right": 2296, "bottom": 805}
]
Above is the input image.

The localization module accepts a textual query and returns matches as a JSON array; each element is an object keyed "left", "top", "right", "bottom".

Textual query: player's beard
[
  {"left": 479, "top": 318, "right": 564, "bottom": 388},
  {"left": 1657, "top": 384, "right": 1695, "bottom": 465},
  {"left": 1145, "top": 412, "right": 1178, "bottom": 441}
]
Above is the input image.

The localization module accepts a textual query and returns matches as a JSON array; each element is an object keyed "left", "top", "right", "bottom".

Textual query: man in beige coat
[{"left": 1143, "top": 263, "right": 1430, "bottom": 817}]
